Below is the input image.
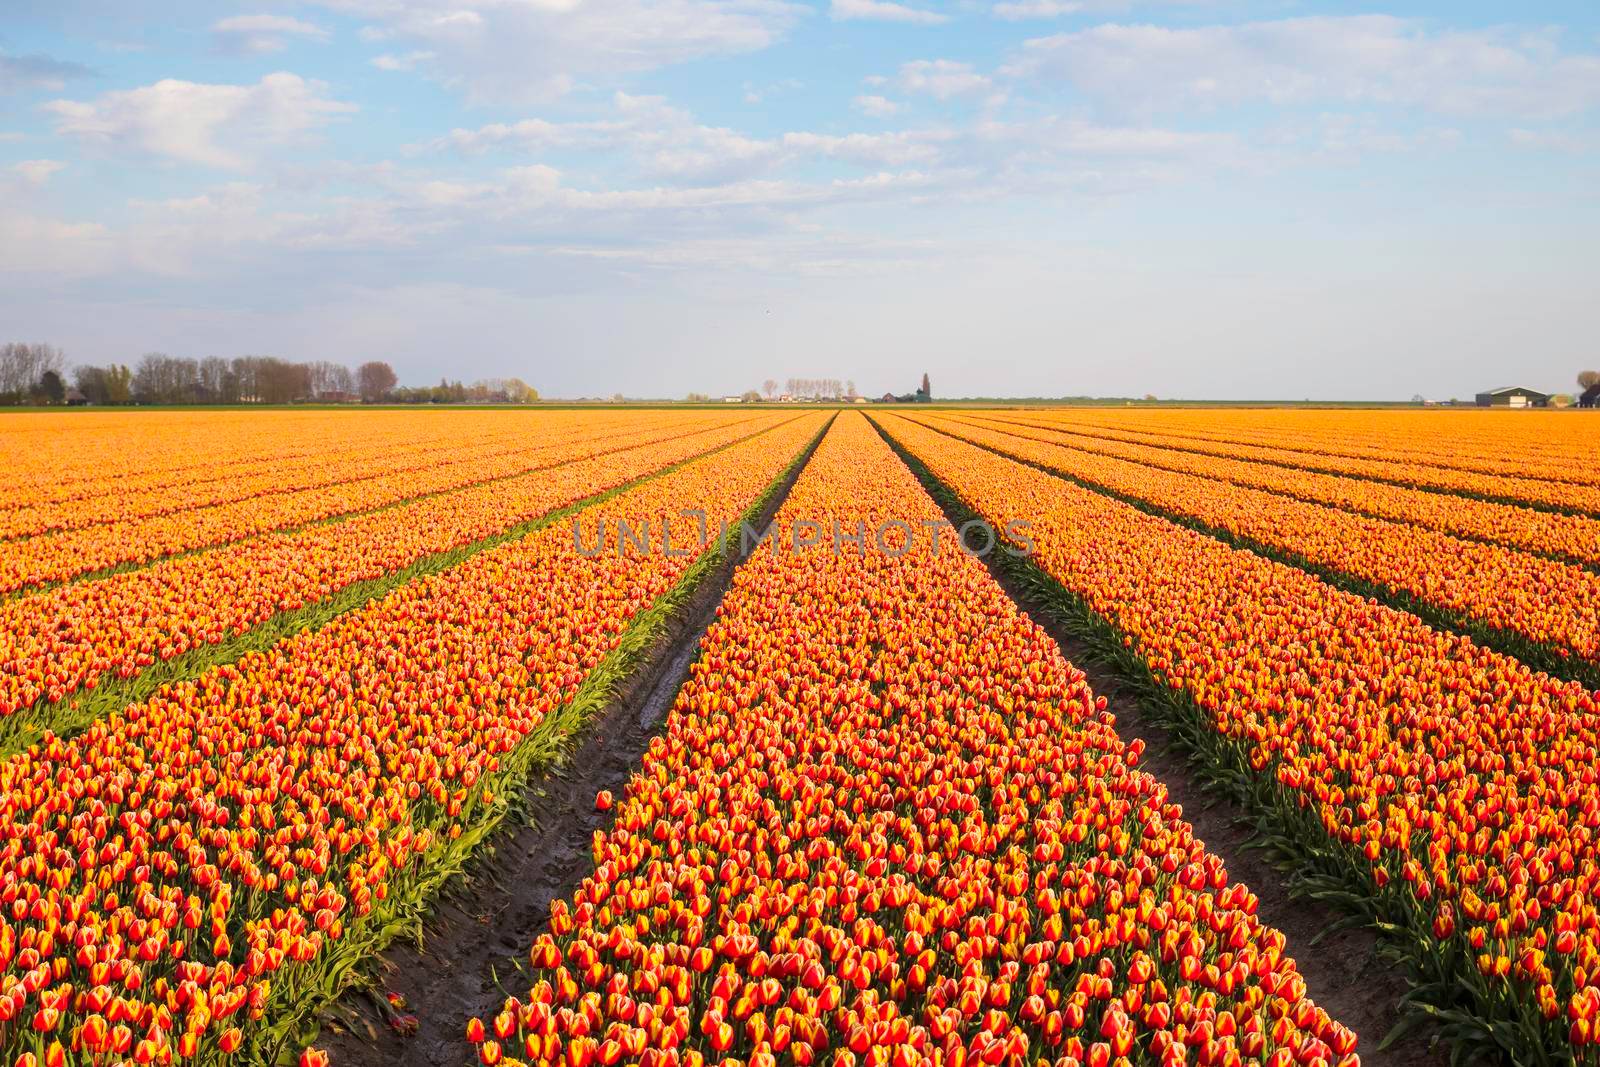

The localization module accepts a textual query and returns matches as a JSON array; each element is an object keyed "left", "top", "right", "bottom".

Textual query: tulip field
[{"left": 0, "top": 406, "right": 1596, "bottom": 1067}]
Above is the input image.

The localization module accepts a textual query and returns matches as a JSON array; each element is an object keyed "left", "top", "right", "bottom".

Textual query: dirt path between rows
[
  {"left": 321, "top": 418, "right": 1450, "bottom": 1067},
  {"left": 893, "top": 450, "right": 1452, "bottom": 1067},
  {"left": 316, "top": 429, "right": 825, "bottom": 1067}
]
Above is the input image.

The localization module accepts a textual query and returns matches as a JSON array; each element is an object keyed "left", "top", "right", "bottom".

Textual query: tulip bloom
[{"left": 468, "top": 414, "right": 1351, "bottom": 1067}]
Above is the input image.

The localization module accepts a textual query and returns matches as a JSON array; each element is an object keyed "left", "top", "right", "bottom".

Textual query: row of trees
[
  {"left": 0, "top": 344, "right": 68, "bottom": 405},
  {"left": 2, "top": 344, "right": 538, "bottom": 406},
  {"left": 763, "top": 378, "right": 857, "bottom": 400}
]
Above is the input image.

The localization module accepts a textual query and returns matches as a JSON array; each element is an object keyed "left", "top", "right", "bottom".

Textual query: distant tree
[
  {"left": 308, "top": 360, "right": 355, "bottom": 398},
  {"left": 106, "top": 364, "right": 132, "bottom": 404},
  {"left": 741, "top": 389, "right": 760, "bottom": 402},
  {"left": 612, "top": 392, "right": 626, "bottom": 403},
  {"left": 231, "top": 356, "right": 262, "bottom": 402},
  {"left": 846, "top": 380, "right": 857, "bottom": 399},
  {"left": 72, "top": 366, "right": 109, "bottom": 405},
  {"left": 197, "top": 357, "right": 234, "bottom": 403},
  {"left": 763, "top": 379, "right": 778, "bottom": 398},
  {"left": 35, "top": 370, "right": 66, "bottom": 404},
  {"left": 1580, "top": 370, "right": 1600, "bottom": 391},
  {"left": 74, "top": 364, "right": 133, "bottom": 405},
  {"left": 253, "top": 358, "right": 311, "bottom": 404},
  {"left": 357, "top": 361, "right": 398, "bottom": 403},
  {"left": 0, "top": 343, "right": 64, "bottom": 403},
  {"left": 686, "top": 392, "right": 710, "bottom": 403},
  {"left": 133, "top": 353, "right": 201, "bottom": 404},
  {"left": 498, "top": 377, "right": 538, "bottom": 403}
]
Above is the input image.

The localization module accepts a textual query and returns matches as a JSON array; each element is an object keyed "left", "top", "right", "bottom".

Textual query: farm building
[
  {"left": 1475, "top": 386, "right": 1549, "bottom": 408},
  {"left": 1580, "top": 384, "right": 1600, "bottom": 409}
]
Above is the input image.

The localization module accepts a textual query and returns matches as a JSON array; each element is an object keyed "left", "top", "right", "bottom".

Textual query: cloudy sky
[{"left": 2, "top": 1, "right": 1597, "bottom": 399}]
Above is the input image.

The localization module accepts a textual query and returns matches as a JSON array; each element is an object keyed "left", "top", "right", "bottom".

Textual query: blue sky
[{"left": 2, "top": 1, "right": 1597, "bottom": 399}]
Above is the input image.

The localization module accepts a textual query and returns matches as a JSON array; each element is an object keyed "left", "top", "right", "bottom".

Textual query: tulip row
[
  {"left": 907, "top": 413, "right": 1600, "bottom": 681},
  {"left": 467, "top": 412, "right": 1358, "bottom": 1067},
  {"left": 0, "top": 413, "right": 800, "bottom": 744},
  {"left": 1022, "top": 409, "right": 1600, "bottom": 491},
  {"left": 879, "top": 412, "right": 1600, "bottom": 1065},
  {"left": 0, "top": 414, "right": 524, "bottom": 536},
  {"left": 983, "top": 411, "right": 1600, "bottom": 516},
  {"left": 0, "top": 412, "right": 707, "bottom": 541},
  {"left": 943, "top": 413, "right": 1600, "bottom": 570},
  {"left": 0, "top": 412, "right": 827, "bottom": 1067},
  {"left": 0, "top": 413, "right": 755, "bottom": 594},
  {"left": 3, "top": 411, "right": 493, "bottom": 500}
]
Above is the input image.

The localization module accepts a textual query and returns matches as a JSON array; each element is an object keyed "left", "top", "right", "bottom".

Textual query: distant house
[
  {"left": 64, "top": 388, "right": 89, "bottom": 407},
  {"left": 722, "top": 396, "right": 741, "bottom": 403},
  {"left": 1475, "top": 386, "right": 1549, "bottom": 408}
]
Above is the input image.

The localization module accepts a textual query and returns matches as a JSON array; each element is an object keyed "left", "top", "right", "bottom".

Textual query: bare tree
[
  {"left": 762, "top": 379, "right": 778, "bottom": 399},
  {"left": 132, "top": 353, "right": 201, "bottom": 404},
  {"left": 254, "top": 358, "right": 312, "bottom": 404},
  {"left": 357, "top": 361, "right": 398, "bottom": 403},
  {"left": 0, "top": 343, "right": 65, "bottom": 401},
  {"left": 307, "top": 360, "right": 355, "bottom": 398}
]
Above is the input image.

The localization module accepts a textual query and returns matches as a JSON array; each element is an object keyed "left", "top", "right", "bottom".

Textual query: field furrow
[
  {"left": 465, "top": 412, "right": 1358, "bottom": 1067},
  {"left": 879, "top": 411, "right": 1600, "bottom": 1066},
  {"left": 0, "top": 414, "right": 799, "bottom": 748},
  {"left": 982, "top": 412, "right": 1600, "bottom": 515},
  {"left": 0, "top": 414, "right": 826, "bottom": 1067},
  {"left": 908, "top": 413, "right": 1600, "bottom": 685},
  {"left": 0, "top": 414, "right": 761, "bottom": 593},
  {"left": 0, "top": 412, "right": 703, "bottom": 540},
  {"left": 1021, "top": 410, "right": 1600, "bottom": 486},
  {"left": 948, "top": 413, "right": 1600, "bottom": 569}
]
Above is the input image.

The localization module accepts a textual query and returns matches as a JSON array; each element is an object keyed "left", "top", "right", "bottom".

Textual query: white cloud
[
  {"left": 853, "top": 94, "right": 902, "bottom": 117},
  {"left": 314, "top": 0, "right": 805, "bottom": 103},
  {"left": 992, "top": 0, "right": 1085, "bottom": 17},
  {"left": 830, "top": 0, "right": 947, "bottom": 25},
  {"left": 11, "top": 159, "right": 66, "bottom": 186},
  {"left": 0, "top": 212, "right": 113, "bottom": 274},
  {"left": 989, "top": 0, "right": 1200, "bottom": 19},
  {"left": 211, "top": 15, "right": 331, "bottom": 55},
  {"left": 1508, "top": 127, "right": 1598, "bottom": 153},
  {"left": 1007, "top": 17, "right": 1600, "bottom": 119},
  {"left": 896, "top": 59, "right": 991, "bottom": 99},
  {"left": 781, "top": 130, "right": 942, "bottom": 167},
  {"left": 424, "top": 92, "right": 944, "bottom": 181},
  {"left": 371, "top": 50, "right": 437, "bottom": 71},
  {"left": 45, "top": 73, "right": 357, "bottom": 169}
]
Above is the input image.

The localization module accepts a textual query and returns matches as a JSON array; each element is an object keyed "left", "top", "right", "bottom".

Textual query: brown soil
[
  {"left": 943, "top": 563, "right": 1454, "bottom": 1067},
  {"left": 315, "top": 432, "right": 823, "bottom": 1067},
  {"left": 319, "top": 423, "right": 1452, "bottom": 1067}
]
